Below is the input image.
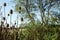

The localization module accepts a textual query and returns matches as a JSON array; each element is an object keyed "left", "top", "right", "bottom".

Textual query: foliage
[{"left": 0, "top": 0, "right": 60, "bottom": 40}]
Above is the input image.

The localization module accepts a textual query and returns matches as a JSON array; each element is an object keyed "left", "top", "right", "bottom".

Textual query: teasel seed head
[
  {"left": 7, "top": 23, "right": 9, "bottom": 28},
  {"left": 15, "top": 22, "right": 16, "bottom": 25},
  {"left": 1, "top": 21, "right": 4, "bottom": 25},
  {"left": 21, "top": 17, "right": 23, "bottom": 21},
  {"left": 3, "top": 17, "right": 6, "bottom": 20},
  {"left": 4, "top": 2, "right": 6, "bottom": 7},
  {"left": 10, "top": 9, "right": 13, "bottom": 14},
  {"left": 8, "top": 14, "right": 10, "bottom": 16},
  {"left": 19, "top": 6, "right": 21, "bottom": 10}
]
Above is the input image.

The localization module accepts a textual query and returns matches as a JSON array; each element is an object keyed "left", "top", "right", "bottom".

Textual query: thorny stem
[
  {"left": 4, "top": 7, "right": 7, "bottom": 25},
  {"left": 17, "top": 14, "right": 18, "bottom": 27},
  {"left": 10, "top": 14, "right": 12, "bottom": 27}
]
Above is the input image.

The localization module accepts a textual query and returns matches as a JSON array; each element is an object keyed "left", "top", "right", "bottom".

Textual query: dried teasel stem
[
  {"left": 15, "top": 22, "right": 16, "bottom": 25},
  {"left": 4, "top": 2, "right": 7, "bottom": 25}
]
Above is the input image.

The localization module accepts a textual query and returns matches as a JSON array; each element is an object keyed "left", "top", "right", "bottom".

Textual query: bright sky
[
  {"left": 0, "top": 0, "right": 42, "bottom": 27},
  {"left": 0, "top": 0, "right": 22, "bottom": 26}
]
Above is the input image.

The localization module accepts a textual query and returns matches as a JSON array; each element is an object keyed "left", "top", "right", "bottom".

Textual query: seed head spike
[
  {"left": 4, "top": 2, "right": 6, "bottom": 7},
  {"left": 10, "top": 9, "right": 13, "bottom": 14}
]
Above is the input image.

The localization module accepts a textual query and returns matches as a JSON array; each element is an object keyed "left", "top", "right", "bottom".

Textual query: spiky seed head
[
  {"left": 10, "top": 9, "right": 13, "bottom": 14},
  {"left": 1, "top": 21, "right": 4, "bottom": 25},
  {"left": 19, "top": 7, "right": 21, "bottom": 10},
  {"left": 3, "top": 17, "right": 5, "bottom": 20},
  {"left": 21, "top": 17, "right": 23, "bottom": 21},
  {"left": 4, "top": 2, "right": 6, "bottom": 7},
  {"left": 7, "top": 24, "right": 9, "bottom": 28},
  {"left": 15, "top": 22, "right": 16, "bottom": 25},
  {"left": 8, "top": 14, "right": 9, "bottom": 16}
]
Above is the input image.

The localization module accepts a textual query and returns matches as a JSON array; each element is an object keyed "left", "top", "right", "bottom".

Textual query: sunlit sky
[
  {"left": 0, "top": 0, "right": 41, "bottom": 27},
  {"left": 2, "top": 0, "right": 59, "bottom": 27},
  {"left": 0, "top": 0, "right": 22, "bottom": 26}
]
